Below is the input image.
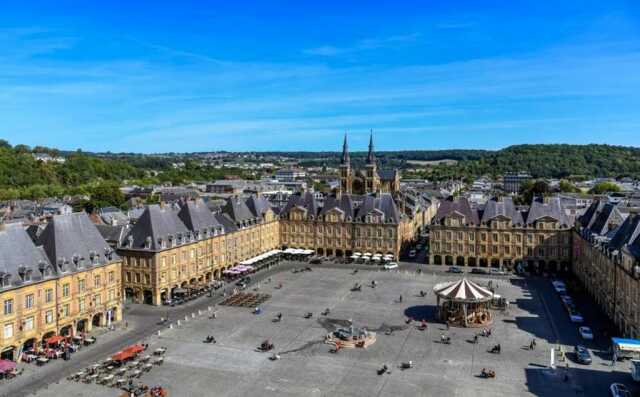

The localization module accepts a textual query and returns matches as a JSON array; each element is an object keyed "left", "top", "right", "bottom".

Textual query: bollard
[
  {"left": 208, "top": 306, "right": 212, "bottom": 311},
  {"left": 169, "top": 323, "right": 173, "bottom": 329},
  {"left": 157, "top": 330, "right": 161, "bottom": 336},
  {"left": 198, "top": 310, "right": 202, "bottom": 315},
  {"left": 176, "top": 320, "right": 181, "bottom": 327},
  {"left": 185, "top": 315, "right": 189, "bottom": 321},
  {"left": 192, "top": 312, "right": 196, "bottom": 318}
]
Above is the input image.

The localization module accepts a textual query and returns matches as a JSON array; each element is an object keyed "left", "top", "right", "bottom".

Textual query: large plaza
[{"left": 24, "top": 265, "right": 635, "bottom": 397}]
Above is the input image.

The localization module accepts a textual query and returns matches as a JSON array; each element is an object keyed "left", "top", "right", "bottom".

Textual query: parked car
[
  {"left": 383, "top": 262, "right": 399, "bottom": 270},
  {"left": 552, "top": 280, "right": 567, "bottom": 294},
  {"left": 574, "top": 345, "right": 592, "bottom": 364},
  {"left": 569, "top": 311, "right": 584, "bottom": 323},
  {"left": 448, "top": 266, "right": 463, "bottom": 274},
  {"left": 471, "top": 268, "right": 489, "bottom": 274},
  {"left": 610, "top": 383, "right": 631, "bottom": 397},
  {"left": 560, "top": 295, "right": 573, "bottom": 306},
  {"left": 310, "top": 258, "right": 323, "bottom": 264},
  {"left": 490, "top": 269, "right": 506, "bottom": 275},
  {"left": 579, "top": 326, "right": 594, "bottom": 340},
  {"left": 416, "top": 244, "right": 423, "bottom": 250},
  {"left": 408, "top": 250, "right": 417, "bottom": 258}
]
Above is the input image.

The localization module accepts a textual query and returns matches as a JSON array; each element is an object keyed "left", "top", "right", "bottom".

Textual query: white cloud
[{"left": 303, "top": 33, "right": 420, "bottom": 57}]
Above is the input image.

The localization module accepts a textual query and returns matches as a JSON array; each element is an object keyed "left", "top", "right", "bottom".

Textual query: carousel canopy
[{"left": 433, "top": 278, "right": 493, "bottom": 303}]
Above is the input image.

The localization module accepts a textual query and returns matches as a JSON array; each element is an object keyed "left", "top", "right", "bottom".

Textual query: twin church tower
[{"left": 338, "top": 132, "right": 400, "bottom": 195}]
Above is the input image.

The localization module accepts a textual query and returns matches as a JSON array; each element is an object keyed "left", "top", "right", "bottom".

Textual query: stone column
[{"left": 153, "top": 289, "right": 163, "bottom": 306}]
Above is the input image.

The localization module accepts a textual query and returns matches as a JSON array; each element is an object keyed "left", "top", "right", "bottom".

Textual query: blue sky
[{"left": 1, "top": 1, "right": 639, "bottom": 153}]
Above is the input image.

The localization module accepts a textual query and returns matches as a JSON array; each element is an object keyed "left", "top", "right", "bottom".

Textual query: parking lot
[{"left": 28, "top": 265, "right": 637, "bottom": 397}]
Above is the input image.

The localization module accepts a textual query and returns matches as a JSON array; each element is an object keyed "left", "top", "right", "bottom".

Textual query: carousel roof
[{"left": 433, "top": 278, "right": 493, "bottom": 302}]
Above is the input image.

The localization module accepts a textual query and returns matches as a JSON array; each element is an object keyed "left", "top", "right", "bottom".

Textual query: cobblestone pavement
[{"left": 11, "top": 264, "right": 635, "bottom": 397}]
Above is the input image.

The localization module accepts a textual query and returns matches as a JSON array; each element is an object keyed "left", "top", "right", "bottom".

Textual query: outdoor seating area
[
  {"left": 223, "top": 265, "right": 255, "bottom": 279},
  {"left": 220, "top": 292, "right": 271, "bottom": 307},
  {"left": 19, "top": 333, "right": 95, "bottom": 368},
  {"left": 282, "top": 248, "right": 314, "bottom": 260},
  {"left": 0, "top": 359, "right": 23, "bottom": 381},
  {"left": 67, "top": 344, "right": 166, "bottom": 392},
  {"left": 349, "top": 252, "right": 394, "bottom": 264}
]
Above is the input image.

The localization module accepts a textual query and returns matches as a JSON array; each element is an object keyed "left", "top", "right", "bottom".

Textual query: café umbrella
[{"left": 0, "top": 359, "right": 16, "bottom": 373}]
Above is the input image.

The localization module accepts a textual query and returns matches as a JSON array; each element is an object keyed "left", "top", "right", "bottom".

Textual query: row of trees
[{"left": 424, "top": 144, "right": 640, "bottom": 181}]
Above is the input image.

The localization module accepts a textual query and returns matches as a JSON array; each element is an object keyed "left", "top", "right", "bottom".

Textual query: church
[{"left": 339, "top": 132, "right": 401, "bottom": 195}]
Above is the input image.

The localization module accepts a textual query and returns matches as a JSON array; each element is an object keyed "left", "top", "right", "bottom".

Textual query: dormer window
[
  {"left": 0, "top": 274, "right": 8, "bottom": 288},
  {"left": 127, "top": 235, "right": 134, "bottom": 248}
]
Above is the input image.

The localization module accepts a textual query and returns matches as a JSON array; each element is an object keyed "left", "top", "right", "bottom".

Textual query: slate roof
[
  {"left": 578, "top": 200, "right": 625, "bottom": 237},
  {"left": 178, "top": 199, "right": 223, "bottom": 235},
  {"left": 627, "top": 231, "right": 640, "bottom": 259},
  {"left": 100, "top": 207, "right": 129, "bottom": 225},
  {"left": 525, "top": 197, "right": 570, "bottom": 226},
  {"left": 96, "top": 224, "right": 127, "bottom": 246},
  {"left": 38, "top": 212, "right": 118, "bottom": 272},
  {"left": 433, "top": 197, "right": 480, "bottom": 225},
  {"left": 608, "top": 214, "right": 640, "bottom": 251},
  {"left": 122, "top": 204, "right": 190, "bottom": 251},
  {"left": 588, "top": 202, "right": 618, "bottom": 235},
  {"left": 579, "top": 201, "right": 600, "bottom": 228},
  {"left": 481, "top": 197, "right": 524, "bottom": 225},
  {"left": 223, "top": 197, "right": 256, "bottom": 225},
  {"left": 378, "top": 169, "right": 398, "bottom": 181},
  {"left": 280, "top": 192, "right": 401, "bottom": 224},
  {"left": 245, "top": 195, "right": 272, "bottom": 219},
  {"left": 280, "top": 192, "right": 319, "bottom": 217},
  {"left": 214, "top": 213, "right": 239, "bottom": 233},
  {"left": 320, "top": 194, "right": 354, "bottom": 218},
  {"left": 0, "top": 224, "right": 54, "bottom": 289}
]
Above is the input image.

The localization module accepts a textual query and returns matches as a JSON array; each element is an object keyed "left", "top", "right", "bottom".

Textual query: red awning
[
  {"left": 124, "top": 344, "right": 145, "bottom": 354},
  {"left": 45, "top": 335, "right": 66, "bottom": 345},
  {"left": 112, "top": 350, "right": 136, "bottom": 362}
]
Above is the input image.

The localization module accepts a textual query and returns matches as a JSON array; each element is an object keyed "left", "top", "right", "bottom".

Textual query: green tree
[
  {"left": 558, "top": 179, "right": 580, "bottom": 193},
  {"left": 589, "top": 181, "right": 621, "bottom": 194}
]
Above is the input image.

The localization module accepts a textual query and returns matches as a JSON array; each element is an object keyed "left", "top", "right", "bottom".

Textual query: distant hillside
[
  {"left": 428, "top": 144, "right": 640, "bottom": 180},
  {"left": 2, "top": 139, "right": 639, "bottom": 200}
]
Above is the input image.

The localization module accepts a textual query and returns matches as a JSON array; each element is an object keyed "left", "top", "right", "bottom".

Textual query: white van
[{"left": 383, "top": 262, "right": 399, "bottom": 270}]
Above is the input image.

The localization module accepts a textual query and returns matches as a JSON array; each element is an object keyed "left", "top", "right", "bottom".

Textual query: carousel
[{"left": 433, "top": 278, "right": 494, "bottom": 328}]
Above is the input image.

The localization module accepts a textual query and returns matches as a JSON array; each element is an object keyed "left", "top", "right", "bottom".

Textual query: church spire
[
  {"left": 366, "top": 129, "right": 375, "bottom": 164},
  {"left": 341, "top": 132, "right": 350, "bottom": 165}
]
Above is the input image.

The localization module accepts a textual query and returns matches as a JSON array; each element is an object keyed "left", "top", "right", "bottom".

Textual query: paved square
[{"left": 31, "top": 267, "right": 627, "bottom": 396}]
